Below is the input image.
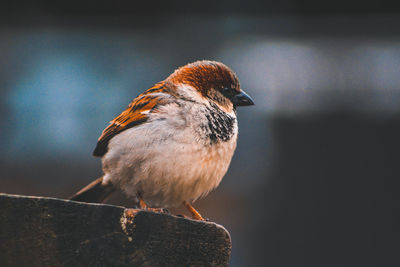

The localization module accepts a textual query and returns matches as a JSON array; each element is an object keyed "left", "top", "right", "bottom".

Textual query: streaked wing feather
[{"left": 93, "top": 82, "right": 173, "bottom": 157}]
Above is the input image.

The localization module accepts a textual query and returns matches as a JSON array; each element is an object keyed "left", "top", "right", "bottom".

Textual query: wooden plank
[{"left": 0, "top": 193, "right": 231, "bottom": 267}]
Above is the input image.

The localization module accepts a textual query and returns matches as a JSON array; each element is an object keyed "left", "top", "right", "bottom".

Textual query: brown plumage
[{"left": 93, "top": 82, "right": 175, "bottom": 157}]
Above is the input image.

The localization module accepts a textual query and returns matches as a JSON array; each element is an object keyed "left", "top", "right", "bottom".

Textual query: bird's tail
[{"left": 69, "top": 176, "right": 115, "bottom": 203}]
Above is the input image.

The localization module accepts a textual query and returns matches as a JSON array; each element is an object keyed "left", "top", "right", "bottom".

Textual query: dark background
[{"left": 1, "top": 1, "right": 400, "bottom": 266}]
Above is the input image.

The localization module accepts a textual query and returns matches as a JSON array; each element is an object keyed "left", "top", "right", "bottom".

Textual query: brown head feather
[{"left": 168, "top": 60, "right": 241, "bottom": 108}]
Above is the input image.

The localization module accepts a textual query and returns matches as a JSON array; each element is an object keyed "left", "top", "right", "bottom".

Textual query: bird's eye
[
  {"left": 222, "top": 87, "right": 237, "bottom": 98},
  {"left": 221, "top": 87, "right": 236, "bottom": 97},
  {"left": 222, "top": 87, "right": 236, "bottom": 94}
]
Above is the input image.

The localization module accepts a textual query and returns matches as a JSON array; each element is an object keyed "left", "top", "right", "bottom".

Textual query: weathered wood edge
[{"left": 0, "top": 193, "right": 232, "bottom": 267}]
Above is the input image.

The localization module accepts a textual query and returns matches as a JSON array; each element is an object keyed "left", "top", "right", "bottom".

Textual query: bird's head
[{"left": 168, "top": 60, "right": 254, "bottom": 112}]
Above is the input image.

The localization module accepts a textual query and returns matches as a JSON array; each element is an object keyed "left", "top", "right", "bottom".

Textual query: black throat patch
[{"left": 201, "top": 103, "right": 236, "bottom": 144}]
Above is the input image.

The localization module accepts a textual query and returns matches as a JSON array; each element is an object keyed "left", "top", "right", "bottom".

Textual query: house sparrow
[{"left": 70, "top": 60, "right": 254, "bottom": 220}]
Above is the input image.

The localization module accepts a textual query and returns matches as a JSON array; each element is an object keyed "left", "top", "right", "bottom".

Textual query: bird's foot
[
  {"left": 123, "top": 208, "right": 141, "bottom": 221},
  {"left": 183, "top": 201, "right": 205, "bottom": 221},
  {"left": 136, "top": 193, "right": 169, "bottom": 214}
]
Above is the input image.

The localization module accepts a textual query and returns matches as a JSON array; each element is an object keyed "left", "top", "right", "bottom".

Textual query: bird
[{"left": 70, "top": 60, "right": 254, "bottom": 220}]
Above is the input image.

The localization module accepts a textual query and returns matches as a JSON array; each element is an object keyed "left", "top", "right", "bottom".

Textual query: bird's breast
[{"left": 101, "top": 101, "right": 238, "bottom": 207}]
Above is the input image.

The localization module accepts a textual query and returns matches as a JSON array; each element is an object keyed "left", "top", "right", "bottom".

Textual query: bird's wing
[{"left": 93, "top": 82, "right": 174, "bottom": 157}]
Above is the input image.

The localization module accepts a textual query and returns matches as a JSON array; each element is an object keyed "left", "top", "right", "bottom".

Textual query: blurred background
[{"left": 1, "top": 1, "right": 400, "bottom": 266}]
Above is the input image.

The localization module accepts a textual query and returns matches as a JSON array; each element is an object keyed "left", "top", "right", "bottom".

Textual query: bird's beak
[{"left": 232, "top": 90, "right": 255, "bottom": 106}]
